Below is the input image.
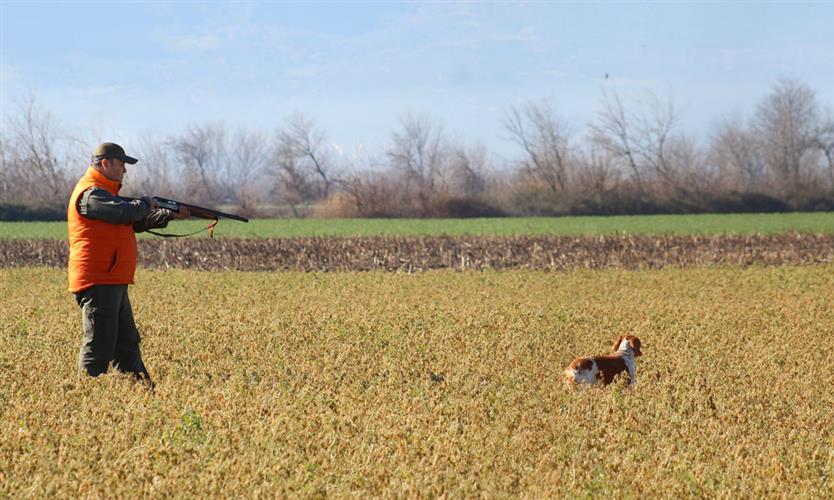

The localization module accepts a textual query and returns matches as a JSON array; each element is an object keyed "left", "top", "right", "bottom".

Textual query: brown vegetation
[
  {"left": 2, "top": 233, "right": 832, "bottom": 271},
  {"left": 2, "top": 80, "right": 833, "bottom": 220},
  {"left": 1, "top": 266, "right": 833, "bottom": 496}
]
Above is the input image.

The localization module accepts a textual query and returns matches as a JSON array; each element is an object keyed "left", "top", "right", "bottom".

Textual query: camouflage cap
[{"left": 92, "top": 142, "right": 138, "bottom": 164}]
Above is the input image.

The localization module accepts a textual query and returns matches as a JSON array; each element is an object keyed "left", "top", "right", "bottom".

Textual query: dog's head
[{"left": 613, "top": 335, "right": 642, "bottom": 357}]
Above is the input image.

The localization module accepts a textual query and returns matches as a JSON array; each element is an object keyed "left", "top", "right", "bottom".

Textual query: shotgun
[
  {"left": 121, "top": 196, "right": 249, "bottom": 238},
  {"left": 133, "top": 196, "right": 250, "bottom": 223}
]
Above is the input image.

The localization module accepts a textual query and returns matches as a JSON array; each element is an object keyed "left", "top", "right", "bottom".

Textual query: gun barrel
[
  {"left": 120, "top": 196, "right": 249, "bottom": 223},
  {"left": 184, "top": 203, "right": 250, "bottom": 223},
  {"left": 154, "top": 197, "right": 250, "bottom": 223}
]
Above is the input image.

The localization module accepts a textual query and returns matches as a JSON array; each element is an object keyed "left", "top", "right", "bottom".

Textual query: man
[{"left": 67, "top": 142, "right": 190, "bottom": 388}]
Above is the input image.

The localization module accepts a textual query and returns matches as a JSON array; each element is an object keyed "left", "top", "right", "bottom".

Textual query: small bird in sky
[{"left": 605, "top": 73, "right": 609, "bottom": 80}]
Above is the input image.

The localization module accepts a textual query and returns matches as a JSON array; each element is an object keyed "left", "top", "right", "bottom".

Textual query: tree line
[{"left": 2, "top": 78, "right": 833, "bottom": 220}]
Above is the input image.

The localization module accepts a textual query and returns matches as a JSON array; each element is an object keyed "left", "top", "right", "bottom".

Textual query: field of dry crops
[
  {"left": 2, "top": 232, "right": 833, "bottom": 271},
  {"left": 2, "top": 265, "right": 833, "bottom": 497}
]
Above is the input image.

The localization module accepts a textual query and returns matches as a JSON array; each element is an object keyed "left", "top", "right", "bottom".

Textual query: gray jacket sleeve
[
  {"left": 77, "top": 187, "right": 150, "bottom": 224},
  {"left": 77, "top": 187, "right": 175, "bottom": 232}
]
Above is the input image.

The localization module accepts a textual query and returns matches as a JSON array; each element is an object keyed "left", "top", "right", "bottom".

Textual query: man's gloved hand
[
  {"left": 171, "top": 205, "right": 191, "bottom": 220},
  {"left": 140, "top": 195, "right": 159, "bottom": 210}
]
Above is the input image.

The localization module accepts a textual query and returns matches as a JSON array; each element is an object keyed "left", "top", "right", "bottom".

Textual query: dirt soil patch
[{"left": 3, "top": 233, "right": 832, "bottom": 271}]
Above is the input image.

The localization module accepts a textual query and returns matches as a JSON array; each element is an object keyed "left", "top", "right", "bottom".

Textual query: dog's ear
[
  {"left": 612, "top": 335, "right": 625, "bottom": 352},
  {"left": 629, "top": 335, "right": 642, "bottom": 356}
]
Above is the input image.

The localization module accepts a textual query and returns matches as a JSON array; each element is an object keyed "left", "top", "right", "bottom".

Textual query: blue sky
[{"left": 2, "top": 1, "right": 833, "bottom": 159}]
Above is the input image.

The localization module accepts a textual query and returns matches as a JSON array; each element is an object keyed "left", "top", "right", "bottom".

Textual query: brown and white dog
[{"left": 564, "top": 335, "right": 643, "bottom": 386}]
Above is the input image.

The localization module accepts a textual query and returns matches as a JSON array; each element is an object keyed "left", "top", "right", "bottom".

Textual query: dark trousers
[{"left": 74, "top": 284, "right": 153, "bottom": 386}]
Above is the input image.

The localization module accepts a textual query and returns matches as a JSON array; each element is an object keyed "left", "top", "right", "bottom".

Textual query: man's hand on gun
[
  {"left": 170, "top": 205, "right": 190, "bottom": 220},
  {"left": 141, "top": 196, "right": 190, "bottom": 220}
]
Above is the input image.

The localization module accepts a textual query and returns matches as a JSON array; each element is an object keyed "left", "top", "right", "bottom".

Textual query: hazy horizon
[{"left": 2, "top": 2, "right": 833, "bottom": 160}]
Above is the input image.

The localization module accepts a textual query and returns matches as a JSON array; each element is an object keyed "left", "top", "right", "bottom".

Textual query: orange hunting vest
[{"left": 67, "top": 167, "right": 138, "bottom": 293}]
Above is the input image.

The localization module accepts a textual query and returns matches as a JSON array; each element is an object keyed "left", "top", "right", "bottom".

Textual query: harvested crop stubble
[
  {"left": 2, "top": 233, "right": 833, "bottom": 271},
  {"left": 1, "top": 266, "right": 833, "bottom": 497}
]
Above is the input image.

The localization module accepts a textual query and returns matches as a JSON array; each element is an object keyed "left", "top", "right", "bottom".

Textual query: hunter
[{"left": 67, "top": 142, "right": 189, "bottom": 388}]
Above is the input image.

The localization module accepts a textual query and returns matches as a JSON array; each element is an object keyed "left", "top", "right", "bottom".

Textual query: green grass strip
[{"left": 1, "top": 212, "right": 833, "bottom": 240}]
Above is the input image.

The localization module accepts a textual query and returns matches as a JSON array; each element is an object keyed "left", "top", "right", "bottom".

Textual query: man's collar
[{"left": 86, "top": 166, "right": 122, "bottom": 192}]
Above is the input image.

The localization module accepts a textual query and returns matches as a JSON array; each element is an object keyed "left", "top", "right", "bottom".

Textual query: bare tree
[
  {"left": 814, "top": 108, "right": 834, "bottom": 188},
  {"left": 589, "top": 90, "right": 645, "bottom": 192},
  {"left": 275, "top": 114, "right": 334, "bottom": 199},
  {"left": 448, "top": 142, "right": 488, "bottom": 198},
  {"left": 169, "top": 123, "right": 226, "bottom": 202},
  {"left": 126, "top": 135, "right": 178, "bottom": 197},
  {"left": 168, "top": 123, "right": 269, "bottom": 210},
  {"left": 753, "top": 79, "right": 820, "bottom": 192},
  {"left": 339, "top": 169, "right": 401, "bottom": 217},
  {"left": 266, "top": 114, "right": 337, "bottom": 217},
  {"left": 709, "top": 117, "right": 766, "bottom": 191},
  {"left": 228, "top": 129, "right": 269, "bottom": 214},
  {"left": 386, "top": 114, "right": 449, "bottom": 216},
  {"left": 1, "top": 97, "right": 71, "bottom": 205},
  {"left": 633, "top": 93, "right": 685, "bottom": 191},
  {"left": 573, "top": 144, "right": 619, "bottom": 200},
  {"left": 270, "top": 134, "right": 318, "bottom": 217},
  {"left": 590, "top": 90, "right": 692, "bottom": 197},
  {"left": 503, "top": 100, "right": 572, "bottom": 194},
  {"left": 667, "top": 132, "right": 711, "bottom": 198},
  {"left": 0, "top": 133, "right": 12, "bottom": 203}
]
